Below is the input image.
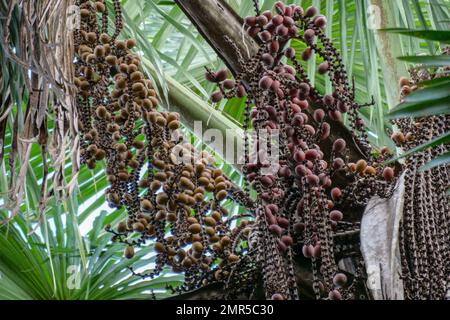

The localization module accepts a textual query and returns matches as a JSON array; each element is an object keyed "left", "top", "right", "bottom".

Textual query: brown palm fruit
[
  {"left": 333, "top": 273, "right": 348, "bottom": 287},
  {"left": 124, "top": 246, "right": 135, "bottom": 259},
  {"left": 314, "top": 15, "right": 327, "bottom": 28},
  {"left": 86, "top": 144, "right": 98, "bottom": 155},
  {"left": 128, "top": 159, "right": 140, "bottom": 169},
  {"left": 142, "top": 98, "right": 153, "bottom": 110},
  {"left": 95, "top": 105, "right": 107, "bottom": 119},
  {"left": 215, "top": 182, "right": 227, "bottom": 192},
  {"left": 119, "top": 63, "right": 129, "bottom": 73},
  {"left": 187, "top": 218, "right": 198, "bottom": 225},
  {"left": 149, "top": 96, "right": 158, "bottom": 107},
  {"left": 80, "top": 8, "right": 90, "bottom": 19},
  {"left": 94, "top": 45, "right": 105, "bottom": 58},
  {"left": 220, "top": 236, "right": 231, "bottom": 247},
  {"left": 105, "top": 55, "right": 117, "bottom": 66},
  {"left": 86, "top": 159, "right": 96, "bottom": 170},
  {"left": 328, "top": 290, "right": 342, "bottom": 300},
  {"left": 86, "top": 32, "right": 97, "bottom": 43},
  {"left": 166, "top": 212, "right": 177, "bottom": 223},
  {"left": 216, "top": 190, "right": 228, "bottom": 201},
  {"left": 331, "top": 187, "right": 342, "bottom": 201},
  {"left": 355, "top": 159, "right": 367, "bottom": 174},
  {"left": 168, "top": 120, "right": 180, "bottom": 130},
  {"left": 115, "top": 143, "right": 127, "bottom": 153},
  {"left": 117, "top": 221, "right": 127, "bottom": 233},
  {"left": 156, "top": 192, "right": 169, "bottom": 205},
  {"left": 383, "top": 167, "right": 394, "bottom": 181},
  {"left": 194, "top": 193, "right": 204, "bottom": 203},
  {"left": 86, "top": 54, "right": 96, "bottom": 64},
  {"left": 132, "top": 82, "right": 144, "bottom": 93},
  {"left": 95, "top": 1, "right": 105, "bottom": 12},
  {"left": 154, "top": 172, "right": 167, "bottom": 182},
  {"left": 364, "top": 166, "right": 377, "bottom": 176},
  {"left": 330, "top": 210, "right": 343, "bottom": 222},
  {"left": 205, "top": 227, "right": 215, "bottom": 237},
  {"left": 132, "top": 222, "right": 145, "bottom": 232},
  {"left": 182, "top": 257, "right": 193, "bottom": 268},
  {"left": 401, "top": 85, "right": 412, "bottom": 95},
  {"left": 399, "top": 77, "right": 410, "bottom": 87},
  {"left": 211, "top": 91, "right": 223, "bottom": 103},
  {"left": 212, "top": 242, "right": 223, "bottom": 252},
  {"left": 132, "top": 139, "right": 144, "bottom": 150},
  {"left": 126, "top": 39, "right": 137, "bottom": 49},
  {"left": 94, "top": 149, "right": 106, "bottom": 161},
  {"left": 391, "top": 132, "right": 405, "bottom": 145},
  {"left": 99, "top": 33, "right": 110, "bottom": 44},
  {"left": 104, "top": 44, "right": 111, "bottom": 55},
  {"left": 118, "top": 172, "right": 129, "bottom": 182},
  {"left": 203, "top": 217, "right": 217, "bottom": 227},
  {"left": 192, "top": 242, "right": 204, "bottom": 253},
  {"left": 198, "top": 177, "right": 210, "bottom": 187},
  {"left": 116, "top": 40, "right": 126, "bottom": 50},
  {"left": 154, "top": 242, "right": 165, "bottom": 253},
  {"left": 332, "top": 138, "right": 346, "bottom": 153},
  {"left": 115, "top": 77, "right": 126, "bottom": 90},
  {"left": 180, "top": 177, "right": 195, "bottom": 190},
  {"left": 107, "top": 192, "right": 120, "bottom": 205},
  {"left": 138, "top": 178, "right": 149, "bottom": 188},
  {"left": 318, "top": 62, "right": 329, "bottom": 74},
  {"left": 211, "top": 211, "right": 222, "bottom": 222},
  {"left": 155, "top": 116, "right": 167, "bottom": 127},
  {"left": 149, "top": 181, "right": 161, "bottom": 192},
  {"left": 153, "top": 159, "right": 166, "bottom": 170},
  {"left": 155, "top": 210, "right": 166, "bottom": 221},
  {"left": 128, "top": 64, "right": 138, "bottom": 74},
  {"left": 141, "top": 199, "right": 153, "bottom": 211},
  {"left": 130, "top": 71, "right": 143, "bottom": 82},
  {"left": 301, "top": 47, "right": 313, "bottom": 61},
  {"left": 405, "top": 132, "right": 414, "bottom": 141}
]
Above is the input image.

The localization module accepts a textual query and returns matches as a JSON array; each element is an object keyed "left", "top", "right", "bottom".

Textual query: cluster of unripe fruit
[{"left": 74, "top": 0, "right": 252, "bottom": 290}]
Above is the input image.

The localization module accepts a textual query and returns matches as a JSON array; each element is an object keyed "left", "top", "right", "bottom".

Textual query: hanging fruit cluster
[
  {"left": 207, "top": 1, "right": 398, "bottom": 300},
  {"left": 72, "top": 0, "right": 448, "bottom": 301},
  {"left": 73, "top": 0, "right": 254, "bottom": 294},
  {"left": 391, "top": 61, "right": 450, "bottom": 300}
]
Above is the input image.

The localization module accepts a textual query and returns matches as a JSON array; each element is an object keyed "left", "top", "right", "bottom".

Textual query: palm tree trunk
[{"left": 369, "top": 0, "right": 409, "bottom": 110}]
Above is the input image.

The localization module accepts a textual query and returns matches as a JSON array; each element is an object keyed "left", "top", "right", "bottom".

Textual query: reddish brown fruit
[
  {"left": 318, "top": 62, "right": 329, "bottom": 74},
  {"left": 333, "top": 138, "right": 346, "bottom": 153},
  {"left": 305, "top": 6, "right": 318, "bottom": 17},
  {"left": 211, "top": 91, "right": 223, "bottom": 103},
  {"left": 333, "top": 273, "right": 348, "bottom": 287},
  {"left": 330, "top": 210, "right": 343, "bottom": 222},
  {"left": 314, "top": 16, "right": 327, "bottom": 28},
  {"left": 328, "top": 289, "right": 342, "bottom": 300},
  {"left": 331, "top": 187, "right": 342, "bottom": 201},
  {"left": 304, "top": 29, "right": 315, "bottom": 45},
  {"left": 259, "top": 76, "right": 273, "bottom": 90},
  {"left": 383, "top": 167, "right": 395, "bottom": 181},
  {"left": 356, "top": 159, "right": 368, "bottom": 174}
]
